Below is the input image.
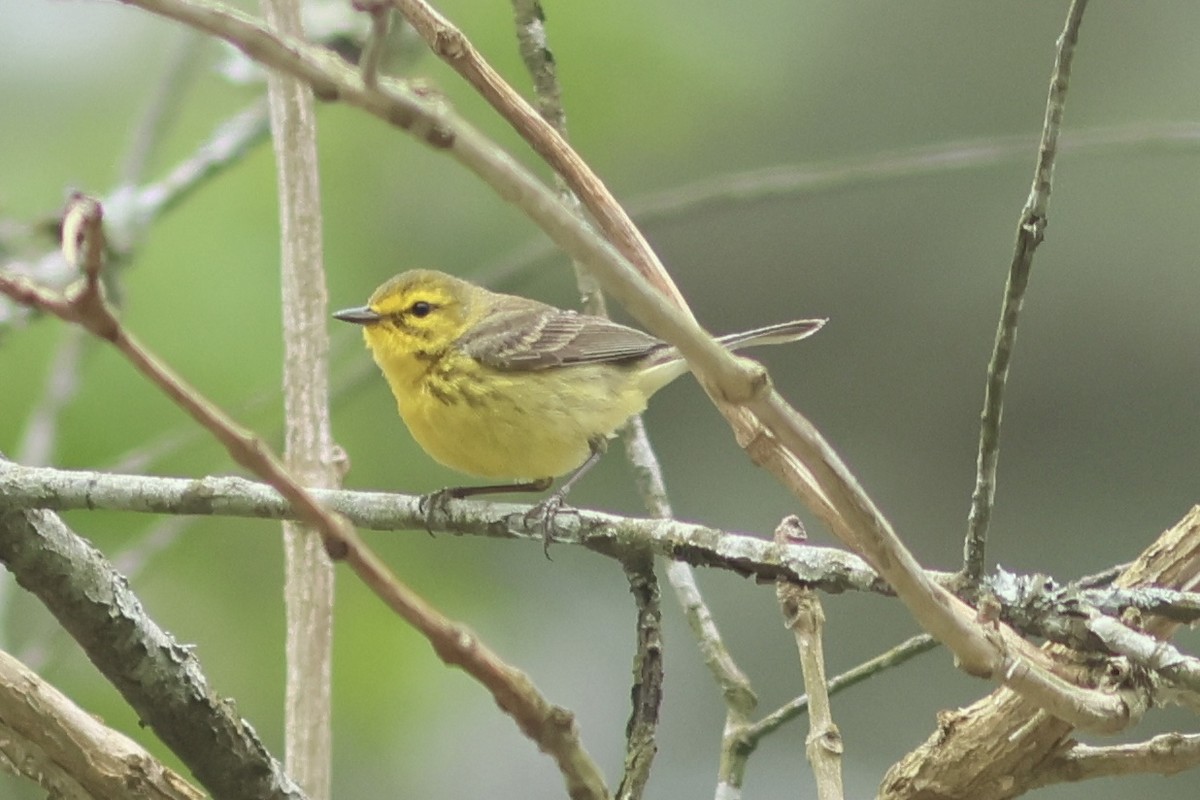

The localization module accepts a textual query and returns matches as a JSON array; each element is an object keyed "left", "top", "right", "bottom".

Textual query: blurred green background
[{"left": 2, "top": 1, "right": 1199, "bottom": 798}]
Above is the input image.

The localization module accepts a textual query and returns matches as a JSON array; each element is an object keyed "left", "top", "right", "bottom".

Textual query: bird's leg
[
  {"left": 419, "top": 477, "right": 553, "bottom": 534},
  {"left": 526, "top": 436, "right": 608, "bottom": 557}
]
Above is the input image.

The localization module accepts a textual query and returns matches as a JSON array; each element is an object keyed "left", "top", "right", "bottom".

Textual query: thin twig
[
  {"left": 746, "top": 634, "right": 938, "bottom": 743},
  {"left": 115, "top": 101, "right": 271, "bottom": 246},
  {"left": 119, "top": 29, "right": 203, "bottom": 186},
  {"left": 507, "top": 9, "right": 664, "bottom": 795},
  {"left": 354, "top": 1, "right": 392, "bottom": 88},
  {"left": 1, "top": 101, "right": 269, "bottom": 332},
  {"left": 962, "top": 0, "right": 1090, "bottom": 583},
  {"left": 0, "top": 462, "right": 893, "bottom": 592},
  {"left": 775, "top": 517, "right": 844, "bottom": 800},
  {"left": 479, "top": 122, "right": 1200, "bottom": 285},
  {"left": 14, "top": 326, "right": 86, "bottom": 468}
]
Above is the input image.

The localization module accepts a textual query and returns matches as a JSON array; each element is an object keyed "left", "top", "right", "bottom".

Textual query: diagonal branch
[
  {"left": 0, "top": 487, "right": 307, "bottom": 800},
  {"left": 0, "top": 647, "right": 205, "bottom": 800},
  {"left": 391, "top": 0, "right": 689, "bottom": 311},
  {"left": 0, "top": 198, "right": 610, "bottom": 800}
]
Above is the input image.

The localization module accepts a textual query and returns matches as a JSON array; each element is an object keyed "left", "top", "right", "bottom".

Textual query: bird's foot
[
  {"left": 523, "top": 491, "right": 580, "bottom": 559},
  {"left": 418, "top": 486, "right": 465, "bottom": 535}
]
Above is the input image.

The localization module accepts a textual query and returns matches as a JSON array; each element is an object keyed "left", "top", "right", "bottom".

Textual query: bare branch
[
  {"left": 1030, "top": 734, "right": 1200, "bottom": 787},
  {"left": 1086, "top": 614, "right": 1200, "bottom": 695},
  {"left": 0, "top": 648, "right": 204, "bottom": 800},
  {"left": 14, "top": 327, "right": 86, "bottom": 468},
  {"left": 391, "top": 0, "right": 690, "bottom": 310},
  {"left": 0, "top": 462, "right": 891, "bottom": 592},
  {"left": 480, "top": 122, "right": 1200, "bottom": 285},
  {"left": 119, "top": 30, "right": 204, "bottom": 186},
  {"left": 746, "top": 635, "right": 938, "bottom": 744},
  {"left": 260, "top": 0, "right": 337, "bottom": 795},
  {"left": 775, "top": 517, "right": 844, "bottom": 800},
  {"left": 963, "top": 0, "right": 1089, "bottom": 582},
  {"left": 881, "top": 505, "right": 1200, "bottom": 800},
  {"left": 0, "top": 497, "right": 307, "bottom": 800},
  {"left": 615, "top": 551, "right": 662, "bottom": 800}
]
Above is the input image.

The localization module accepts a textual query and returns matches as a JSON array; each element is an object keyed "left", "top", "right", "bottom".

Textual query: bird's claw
[
  {"left": 418, "top": 487, "right": 458, "bottom": 535},
  {"left": 523, "top": 493, "right": 579, "bottom": 559}
]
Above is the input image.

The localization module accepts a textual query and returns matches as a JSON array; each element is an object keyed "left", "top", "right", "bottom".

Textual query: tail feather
[
  {"left": 637, "top": 317, "right": 826, "bottom": 397},
  {"left": 716, "top": 318, "right": 827, "bottom": 350}
]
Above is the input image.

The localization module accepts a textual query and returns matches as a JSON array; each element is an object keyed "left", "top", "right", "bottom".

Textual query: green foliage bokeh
[{"left": 2, "top": 2, "right": 1199, "bottom": 798}]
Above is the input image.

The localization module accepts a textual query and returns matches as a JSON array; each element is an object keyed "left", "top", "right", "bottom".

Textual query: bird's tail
[
  {"left": 716, "top": 318, "right": 827, "bottom": 351},
  {"left": 636, "top": 317, "right": 826, "bottom": 397}
]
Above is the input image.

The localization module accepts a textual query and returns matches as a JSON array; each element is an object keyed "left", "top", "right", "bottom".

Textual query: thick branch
[
  {"left": 0, "top": 501, "right": 306, "bottom": 800},
  {"left": 0, "top": 648, "right": 204, "bottom": 800},
  {"left": 881, "top": 505, "right": 1200, "bottom": 800}
]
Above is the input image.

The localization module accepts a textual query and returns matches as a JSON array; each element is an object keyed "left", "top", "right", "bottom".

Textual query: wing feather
[{"left": 458, "top": 297, "right": 666, "bottom": 371}]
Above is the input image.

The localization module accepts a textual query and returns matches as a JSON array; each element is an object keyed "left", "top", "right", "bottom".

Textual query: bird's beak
[{"left": 333, "top": 305, "right": 383, "bottom": 325}]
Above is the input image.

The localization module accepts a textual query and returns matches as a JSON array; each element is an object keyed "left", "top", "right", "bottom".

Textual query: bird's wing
[{"left": 459, "top": 299, "right": 666, "bottom": 371}]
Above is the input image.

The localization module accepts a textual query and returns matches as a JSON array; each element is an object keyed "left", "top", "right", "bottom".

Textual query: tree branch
[
  {"left": 0, "top": 648, "right": 204, "bottom": 800},
  {"left": 775, "top": 517, "right": 844, "bottom": 800},
  {"left": 962, "top": 0, "right": 1089, "bottom": 583},
  {"left": 479, "top": 122, "right": 1200, "bottom": 285},
  {"left": 260, "top": 0, "right": 337, "bottom": 796},
  {"left": 1029, "top": 733, "right": 1200, "bottom": 787},
  {"left": 0, "top": 462, "right": 890, "bottom": 592},
  {"left": 0, "top": 494, "right": 306, "bottom": 800},
  {"left": 881, "top": 505, "right": 1200, "bottom": 800},
  {"left": 745, "top": 634, "right": 938, "bottom": 744}
]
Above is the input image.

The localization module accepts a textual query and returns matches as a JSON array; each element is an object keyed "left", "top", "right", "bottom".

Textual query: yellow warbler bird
[{"left": 334, "top": 269, "right": 824, "bottom": 522}]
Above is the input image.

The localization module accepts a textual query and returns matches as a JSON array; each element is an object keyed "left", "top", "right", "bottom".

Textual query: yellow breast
[{"left": 374, "top": 348, "right": 648, "bottom": 480}]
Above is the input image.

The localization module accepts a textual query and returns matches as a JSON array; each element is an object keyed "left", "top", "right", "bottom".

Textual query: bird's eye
[{"left": 409, "top": 301, "right": 433, "bottom": 318}]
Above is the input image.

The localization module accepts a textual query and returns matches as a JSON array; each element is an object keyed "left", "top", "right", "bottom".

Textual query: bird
[{"left": 334, "top": 269, "right": 824, "bottom": 543}]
